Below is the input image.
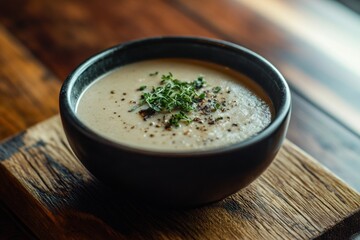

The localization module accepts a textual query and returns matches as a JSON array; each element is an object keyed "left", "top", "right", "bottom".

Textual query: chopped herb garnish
[
  {"left": 149, "top": 71, "right": 159, "bottom": 76},
  {"left": 193, "top": 76, "right": 206, "bottom": 89},
  {"left": 199, "top": 92, "right": 206, "bottom": 100},
  {"left": 130, "top": 72, "right": 224, "bottom": 128},
  {"left": 212, "top": 86, "right": 221, "bottom": 93},
  {"left": 137, "top": 85, "right": 147, "bottom": 91},
  {"left": 167, "top": 111, "right": 192, "bottom": 128},
  {"left": 139, "top": 72, "right": 206, "bottom": 114}
]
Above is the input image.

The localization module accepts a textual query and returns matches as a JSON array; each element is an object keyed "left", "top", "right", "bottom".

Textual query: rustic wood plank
[
  {"left": 0, "top": 25, "right": 60, "bottom": 139},
  {"left": 0, "top": 116, "right": 359, "bottom": 239},
  {"left": 0, "top": 24, "right": 61, "bottom": 240}
]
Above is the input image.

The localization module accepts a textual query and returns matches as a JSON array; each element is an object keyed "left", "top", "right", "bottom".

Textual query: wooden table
[{"left": 0, "top": 0, "right": 359, "bottom": 239}]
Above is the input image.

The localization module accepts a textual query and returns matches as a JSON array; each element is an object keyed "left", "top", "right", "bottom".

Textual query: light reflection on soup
[{"left": 76, "top": 59, "right": 273, "bottom": 151}]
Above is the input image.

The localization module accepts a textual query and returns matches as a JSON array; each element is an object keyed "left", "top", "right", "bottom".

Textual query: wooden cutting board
[{"left": 0, "top": 116, "right": 359, "bottom": 239}]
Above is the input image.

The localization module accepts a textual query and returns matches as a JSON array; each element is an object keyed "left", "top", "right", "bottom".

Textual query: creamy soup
[{"left": 76, "top": 59, "right": 273, "bottom": 151}]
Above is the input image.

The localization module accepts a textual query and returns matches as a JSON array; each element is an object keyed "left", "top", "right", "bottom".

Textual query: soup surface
[{"left": 76, "top": 59, "right": 273, "bottom": 151}]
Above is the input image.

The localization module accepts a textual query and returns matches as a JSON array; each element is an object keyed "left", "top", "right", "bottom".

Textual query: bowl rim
[{"left": 60, "top": 36, "right": 291, "bottom": 157}]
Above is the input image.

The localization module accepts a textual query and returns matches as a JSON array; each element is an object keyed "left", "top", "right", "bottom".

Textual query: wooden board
[{"left": 0, "top": 116, "right": 359, "bottom": 239}]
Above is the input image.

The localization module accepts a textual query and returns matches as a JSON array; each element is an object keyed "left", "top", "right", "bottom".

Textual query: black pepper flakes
[
  {"left": 139, "top": 108, "right": 156, "bottom": 121},
  {"left": 110, "top": 90, "right": 115, "bottom": 94}
]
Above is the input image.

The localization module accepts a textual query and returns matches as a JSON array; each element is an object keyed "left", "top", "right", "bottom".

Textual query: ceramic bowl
[{"left": 59, "top": 37, "right": 291, "bottom": 207}]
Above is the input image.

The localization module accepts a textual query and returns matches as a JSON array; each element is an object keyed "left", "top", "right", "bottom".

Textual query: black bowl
[{"left": 59, "top": 37, "right": 291, "bottom": 207}]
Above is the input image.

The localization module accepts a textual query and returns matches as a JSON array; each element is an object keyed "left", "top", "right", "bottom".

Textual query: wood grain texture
[
  {"left": 0, "top": 116, "right": 359, "bottom": 240},
  {"left": 0, "top": 25, "right": 61, "bottom": 239},
  {"left": 289, "top": 93, "right": 360, "bottom": 189},
  {"left": 0, "top": 25, "right": 60, "bottom": 140},
  {"left": 0, "top": 0, "right": 215, "bottom": 80}
]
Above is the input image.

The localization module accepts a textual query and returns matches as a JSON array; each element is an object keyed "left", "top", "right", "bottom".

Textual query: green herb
[
  {"left": 192, "top": 76, "right": 206, "bottom": 89},
  {"left": 160, "top": 72, "right": 174, "bottom": 84},
  {"left": 149, "top": 71, "right": 159, "bottom": 76},
  {"left": 212, "top": 86, "right": 221, "bottom": 93},
  {"left": 199, "top": 92, "right": 206, "bottom": 100},
  {"left": 137, "top": 85, "right": 147, "bottom": 91},
  {"left": 139, "top": 72, "right": 206, "bottom": 114},
  {"left": 131, "top": 72, "right": 224, "bottom": 128},
  {"left": 168, "top": 111, "right": 192, "bottom": 127}
]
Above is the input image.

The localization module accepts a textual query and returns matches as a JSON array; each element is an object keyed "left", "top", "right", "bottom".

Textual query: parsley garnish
[
  {"left": 168, "top": 111, "right": 192, "bottom": 128},
  {"left": 131, "top": 72, "right": 224, "bottom": 128},
  {"left": 140, "top": 72, "right": 206, "bottom": 113},
  {"left": 212, "top": 86, "right": 221, "bottom": 93},
  {"left": 193, "top": 76, "right": 206, "bottom": 89}
]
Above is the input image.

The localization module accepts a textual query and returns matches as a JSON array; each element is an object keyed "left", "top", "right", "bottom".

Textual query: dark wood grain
[
  {"left": 0, "top": 116, "right": 359, "bottom": 239},
  {"left": 289, "top": 92, "right": 360, "bottom": 188},
  {"left": 0, "top": 25, "right": 60, "bottom": 140},
  {"left": 0, "top": 0, "right": 215, "bottom": 80},
  {"left": 0, "top": 25, "right": 61, "bottom": 239}
]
